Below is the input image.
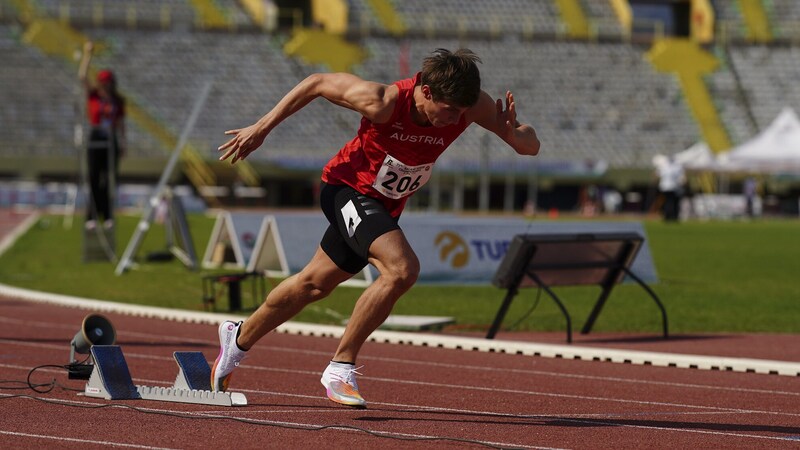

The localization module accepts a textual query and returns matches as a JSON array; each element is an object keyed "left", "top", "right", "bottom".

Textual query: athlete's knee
[
  {"left": 293, "top": 280, "right": 332, "bottom": 303},
  {"left": 382, "top": 255, "right": 419, "bottom": 291},
  {"left": 293, "top": 271, "right": 339, "bottom": 302}
]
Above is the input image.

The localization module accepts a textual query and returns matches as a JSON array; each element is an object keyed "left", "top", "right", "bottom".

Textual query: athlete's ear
[{"left": 421, "top": 85, "right": 432, "bottom": 100}]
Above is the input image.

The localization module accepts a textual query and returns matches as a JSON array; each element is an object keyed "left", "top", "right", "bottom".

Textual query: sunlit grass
[{"left": 1, "top": 214, "right": 798, "bottom": 334}]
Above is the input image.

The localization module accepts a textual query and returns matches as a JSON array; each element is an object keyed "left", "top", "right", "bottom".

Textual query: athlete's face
[
  {"left": 420, "top": 85, "right": 468, "bottom": 127},
  {"left": 426, "top": 100, "right": 468, "bottom": 127}
]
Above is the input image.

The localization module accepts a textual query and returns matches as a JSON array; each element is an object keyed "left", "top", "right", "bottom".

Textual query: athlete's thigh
[
  {"left": 298, "top": 244, "right": 356, "bottom": 289},
  {"left": 320, "top": 183, "right": 399, "bottom": 260}
]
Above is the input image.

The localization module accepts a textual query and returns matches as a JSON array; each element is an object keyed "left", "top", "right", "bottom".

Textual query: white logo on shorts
[{"left": 341, "top": 200, "right": 362, "bottom": 237}]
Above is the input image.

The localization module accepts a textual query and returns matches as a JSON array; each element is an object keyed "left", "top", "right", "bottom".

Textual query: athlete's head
[{"left": 420, "top": 48, "right": 481, "bottom": 108}]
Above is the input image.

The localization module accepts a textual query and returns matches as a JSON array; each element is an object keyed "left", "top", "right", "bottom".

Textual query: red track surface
[
  {"left": 1, "top": 298, "right": 799, "bottom": 449},
  {"left": 2, "top": 210, "right": 800, "bottom": 449}
]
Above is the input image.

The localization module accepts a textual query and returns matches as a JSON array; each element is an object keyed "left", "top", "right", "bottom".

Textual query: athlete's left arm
[{"left": 469, "top": 91, "right": 540, "bottom": 156}]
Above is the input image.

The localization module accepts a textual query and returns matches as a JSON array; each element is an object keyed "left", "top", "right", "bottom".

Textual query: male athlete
[{"left": 211, "top": 49, "right": 540, "bottom": 407}]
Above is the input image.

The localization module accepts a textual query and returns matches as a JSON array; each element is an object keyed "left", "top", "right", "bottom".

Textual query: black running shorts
[{"left": 319, "top": 182, "right": 400, "bottom": 274}]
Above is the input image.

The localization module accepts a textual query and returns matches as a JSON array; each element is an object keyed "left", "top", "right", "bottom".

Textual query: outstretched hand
[
  {"left": 218, "top": 124, "right": 267, "bottom": 164},
  {"left": 495, "top": 91, "right": 518, "bottom": 142}
]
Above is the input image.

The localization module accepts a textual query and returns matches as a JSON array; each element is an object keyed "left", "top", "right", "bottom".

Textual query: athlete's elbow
[
  {"left": 303, "top": 73, "right": 325, "bottom": 91},
  {"left": 529, "top": 138, "right": 541, "bottom": 156},
  {"left": 515, "top": 136, "right": 540, "bottom": 156}
]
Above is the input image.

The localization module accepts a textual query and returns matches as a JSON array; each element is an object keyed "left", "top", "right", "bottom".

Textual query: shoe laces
[{"left": 331, "top": 365, "right": 363, "bottom": 385}]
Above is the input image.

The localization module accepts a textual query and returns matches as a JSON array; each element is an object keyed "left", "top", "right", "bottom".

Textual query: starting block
[{"left": 83, "top": 345, "right": 247, "bottom": 407}]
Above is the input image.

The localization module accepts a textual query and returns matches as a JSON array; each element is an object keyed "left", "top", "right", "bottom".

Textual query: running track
[{"left": 1, "top": 210, "right": 800, "bottom": 449}]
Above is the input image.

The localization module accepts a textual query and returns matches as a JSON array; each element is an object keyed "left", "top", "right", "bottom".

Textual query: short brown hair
[{"left": 420, "top": 48, "right": 482, "bottom": 108}]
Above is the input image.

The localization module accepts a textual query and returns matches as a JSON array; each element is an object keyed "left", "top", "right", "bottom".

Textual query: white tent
[
  {"left": 716, "top": 107, "right": 800, "bottom": 173},
  {"left": 674, "top": 141, "right": 715, "bottom": 170}
]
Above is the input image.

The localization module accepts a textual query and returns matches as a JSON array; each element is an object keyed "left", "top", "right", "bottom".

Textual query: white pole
[{"left": 115, "top": 80, "right": 213, "bottom": 275}]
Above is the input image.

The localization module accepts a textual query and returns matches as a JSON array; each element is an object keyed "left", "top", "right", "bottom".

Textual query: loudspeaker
[{"left": 69, "top": 314, "right": 116, "bottom": 378}]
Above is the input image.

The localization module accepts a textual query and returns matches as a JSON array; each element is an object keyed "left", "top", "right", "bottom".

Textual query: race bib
[{"left": 372, "top": 154, "right": 434, "bottom": 199}]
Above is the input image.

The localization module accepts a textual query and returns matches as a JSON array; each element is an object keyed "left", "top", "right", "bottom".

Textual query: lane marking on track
[
  {"left": 354, "top": 353, "right": 800, "bottom": 397},
  {"left": 550, "top": 416, "right": 800, "bottom": 443},
  {"left": 185, "top": 386, "right": 793, "bottom": 422},
  {"left": 1, "top": 317, "right": 799, "bottom": 399},
  {"left": 0, "top": 394, "right": 561, "bottom": 450},
  {"left": 2, "top": 285, "right": 800, "bottom": 376},
  {"left": 2, "top": 340, "right": 800, "bottom": 418},
  {"left": 0, "top": 212, "right": 39, "bottom": 257},
  {"left": 0, "top": 430, "right": 178, "bottom": 450},
  {"left": 2, "top": 390, "right": 797, "bottom": 445},
  {"left": 8, "top": 357, "right": 800, "bottom": 427}
]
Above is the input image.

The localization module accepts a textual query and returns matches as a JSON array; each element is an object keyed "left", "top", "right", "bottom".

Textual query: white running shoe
[
  {"left": 321, "top": 361, "right": 366, "bottom": 408},
  {"left": 211, "top": 320, "right": 246, "bottom": 392}
]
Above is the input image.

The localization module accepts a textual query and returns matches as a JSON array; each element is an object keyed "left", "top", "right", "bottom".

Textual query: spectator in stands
[
  {"left": 78, "top": 41, "right": 125, "bottom": 230},
  {"left": 211, "top": 49, "right": 540, "bottom": 407},
  {"left": 654, "top": 154, "right": 685, "bottom": 222}
]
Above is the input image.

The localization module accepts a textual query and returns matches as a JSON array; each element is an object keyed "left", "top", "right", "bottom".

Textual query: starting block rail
[{"left": 83, "top": 345, "right": 247, "bottom": 407}]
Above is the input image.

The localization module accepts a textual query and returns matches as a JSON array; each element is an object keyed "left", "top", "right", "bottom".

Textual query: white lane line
[
  {"left": 183, "top": 387, "right": 776, "bottom": 420},
  {"left": 2, "top": 341, "right": 799, "bottom": 418},
  {"left": 1, "top": 319, "right": 798, "bottom": 399},
  {"left": 0, "top": 430, "right": 178, "bottom": 449},
  {"left": 0, "top": 212, "right": 39, "bottom": 257},
  {"left": 0, "top": 394, "right": 561, "bottom": 450},
  {"left": 12, "top": 355, "right": 800, "bottom": 423},
  {"left": 175, "top": 389, "right": 800, "bottom": 445},
  {"left": 3, "top": 390, "right": 797, "bottom": 446},
  {"left": 551, "top": 416, "right": 800, "bottom": 443},
  {"left": 231, "top": 344, "right": 800, "bottom": 398},
  {"left": 2, "top": 286, "right": 799, "bottom": 376}
]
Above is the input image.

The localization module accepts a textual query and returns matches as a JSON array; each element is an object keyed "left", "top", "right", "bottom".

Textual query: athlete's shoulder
[
  {"left": 393, "top": 73, "right": 420, "bottom": 90},
  {"left": 369, "top": 83, "right": 401, "bottom": 125}
]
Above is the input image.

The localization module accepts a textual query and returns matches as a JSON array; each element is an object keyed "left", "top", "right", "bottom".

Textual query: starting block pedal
[
  {"left": 84, "top": 345, "right": 140, "bottom": 400},
  {"left": 173, "top": 351, "right": 213, "bottom": 391},
  {"left": 84, "top": 345, "right": 247, "bottom": 407}
]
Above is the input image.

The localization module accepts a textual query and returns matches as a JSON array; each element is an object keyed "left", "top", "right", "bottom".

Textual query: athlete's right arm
[{"left": 218, "top": 73, "right": 395, "bottom": 164}]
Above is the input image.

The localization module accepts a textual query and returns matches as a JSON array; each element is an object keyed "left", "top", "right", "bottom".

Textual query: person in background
[
  {"left": 743, "top": 176, "right": 758, "bottom": 218},
  {"left": 78, "top": 41, "right": 125, "bottom": 230},
  {"left": 654, "top": 154, "right": 684, "bottom": 222},
  {"left": 210, "top": 48, "right": 540, "bottom": 408}
]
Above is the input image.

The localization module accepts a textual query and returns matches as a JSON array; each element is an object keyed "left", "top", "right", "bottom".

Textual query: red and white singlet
[{"left": 321, "top": 73, "right": 470, "bottom": 217}]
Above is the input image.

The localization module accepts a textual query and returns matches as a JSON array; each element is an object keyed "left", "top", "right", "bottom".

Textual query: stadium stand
[
  {"left": 357, "top": 36, "right": 699, "bottom": 170},
  {"left": 763, "top": 0, "right": 800, "bottom": 41},
  {"left": 346, "top": 0, "right": 384, "bottom": 34},
  {"left": 704, "top": 53, "right": 758, "bottom": 147},
  {"left": 36, "top": 0, "right": 197, "bottom": 28},
  {"left": 387, "top": 0, "right": 560, "bottom": 38},
  {"left": 726, "top": 45, "right": 800, "bottom": 130},
  {"left": 34, "top": 0, "right": 253, "bottom": 29},
  {"left": 1, "top": 0, "right": 798, "bottom": 211},
  {"left": 579, "top": 0, "right": 625, "bottom": 39},
  {"left": 711, "top": 0, "right": 748, "bottom": 42},
  {"left": 50, "top": 28, "right": 698, "bottom": 171},
  {"left": 706, "top": 44, "right": 800, "bottom": 145},
  {"left": 0, "top": 25, "right": 78, "bottom": 157}
]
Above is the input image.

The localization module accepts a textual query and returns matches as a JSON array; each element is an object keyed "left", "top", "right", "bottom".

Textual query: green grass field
[{"left": 1, "top": 213, "right": 798, "bottom": 334}]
